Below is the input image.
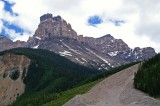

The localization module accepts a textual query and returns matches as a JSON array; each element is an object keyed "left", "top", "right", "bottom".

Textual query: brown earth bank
[
  {"left": 0, "top": 53, "right": 30, "bottom": 106},
  {"left": 64, "top": 64, "right": 160, "bottom": 106}
]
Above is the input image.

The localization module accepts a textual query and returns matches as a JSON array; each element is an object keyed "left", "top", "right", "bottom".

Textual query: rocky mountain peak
[
  {"left": 40, "top": 13, "right": 53, "bottom": 22},
  {"left": 28, "top": 13, "right": 94, "bottom": 48},
  {"left": 32, "top": 13, "right": 78, "bottom": 41},
  {"left": 53, "top": 15, "right": 62, "bottom": 21},
  {"left": 40, "top": 13, "right": 62, "bottom": 23},
  {"left": 0, "top": 35, "right": 12, "bottom": 44},
  {"left": 0, "top": 35, "right": 26, "bottom": 51},
  {"left": 26, "top": 13, "right": 156, "bottom": 69},
  {"left": 0, "top": 13, "right": 156, "bottom": 70},
  {"left": 141, "top": 47, "right": 156, "bottom": 58},
  {"left": 99, "top": 34, "right": 114, "bottom": 40},
  {"left": 94, "top": 34, "right": 130, "bottom": 54},
  {"left": 133, "top": 47, "right": 156, "bottom": 56},
  {"left": 0, "top": 35, "right": 13, "bottom": 51}
]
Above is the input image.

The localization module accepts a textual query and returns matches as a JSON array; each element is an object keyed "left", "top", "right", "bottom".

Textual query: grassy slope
[
  {"left": 43, "top": 62, "right": 138, "bottom": 106},
  {"left": 43, "top": 79, "right": 103, "bottom": 106}
]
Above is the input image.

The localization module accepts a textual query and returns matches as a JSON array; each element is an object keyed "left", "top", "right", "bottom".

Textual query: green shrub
[{"left": 9, "top": 70, "right": 20, "bottom": 80}]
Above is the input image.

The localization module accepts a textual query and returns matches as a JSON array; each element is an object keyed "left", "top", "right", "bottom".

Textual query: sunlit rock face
[{"left": 27, "top": 13, "right": 156, "bottom": 70}]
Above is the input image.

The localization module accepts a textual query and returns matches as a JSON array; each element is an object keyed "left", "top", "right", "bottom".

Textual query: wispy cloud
[
  {"left": 2, "top": 19, "right": 24, "bottom": 34},
  {"left": 108, "top": 19, "right": 125, "bottom": 26}
]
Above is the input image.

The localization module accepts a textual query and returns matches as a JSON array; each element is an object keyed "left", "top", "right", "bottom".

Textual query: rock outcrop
[
  {"left": 0, "top": 35, "right": 13, "bottom": 51},
  {"left": 0, "top": 53, "right": 30, "bottom": 106},
  {"left": 0, "top": 35, "right": 26, "bottom": 52}
]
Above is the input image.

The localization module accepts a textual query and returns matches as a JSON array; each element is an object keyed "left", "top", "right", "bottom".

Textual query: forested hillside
[
  {"left": 0, "top": 48, "right": 98, "bottom": 106},
  {"left": 43, "top": 62, "right": 138, "bottom": 106},
  {"left": 0, "top": 48, "right": 137, "bottom": 106},
  {"left": 134, "top": 53, "right": 160, "bottom": 96}
]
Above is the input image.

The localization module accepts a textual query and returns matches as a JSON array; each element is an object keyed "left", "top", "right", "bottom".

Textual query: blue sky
[
  {"left": 1, "top": 0, "right": 124, "bottom": 40},
  {"left": 88, "top": 15, "right": 103, "bottom": 27},
  {"left": 2, "top": 0, "right": 14, "bottom": 14},
  {"left": 1, "top": 0, "right": 18, "bottom": 16},
  {"left": 0, "top": 0, "right": 159, "bottom": 52},
  {"left": 0, "top": 0, "right": 23, "bottom": 39},
  {"left": 2, "top": 20, "right": 23, "bottom": 33},
  {"left": 87, "top": 15, "right": 125, "bottom": 27}
]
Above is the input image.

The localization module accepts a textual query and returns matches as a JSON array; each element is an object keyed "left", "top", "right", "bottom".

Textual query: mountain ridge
[{"left": 0, "top": 13, "right": 156, "bottom": 69}]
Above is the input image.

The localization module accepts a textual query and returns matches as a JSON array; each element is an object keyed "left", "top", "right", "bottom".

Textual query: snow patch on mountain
[
  {"left": 75, "top": 58, "right": 85, "bottom": 64},
  {"left": 35, "top": 36, "right": 41, "bottom": 40},
  {"left": 59, "top": 51, "right": 72, "bottom": 56},
  {"left": 82, "top": 58, "right": 87, "bottom": 62},
  {"left": 108, "top": 51, "right": 119, "bottom": 57},
  {"left": 62, "top": 43, "right": 82, "bottom": 55},
  {"left": 86, "top": 48, "right": 112, "bottom": 67},
  {"left": 33, "top": 45, "right": 39, "bottom": 49}
]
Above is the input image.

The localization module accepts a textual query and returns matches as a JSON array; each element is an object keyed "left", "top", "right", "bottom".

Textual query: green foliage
[
  {"left": 0, "top": 48, "right": 137, "bottom": 106},
  {"left": 9, "top": 70, "right": 20, "bottom": 80},
  {"left": 43, "top": 79, "right": 103, "bottom": 106},
  {"left": 0, "top": 48, "right": 98, "bottom": 106},
  {"left": 43, "top": 62, "right": 137, "bottom": 106},
  {"left": 134, "top": 53, "right": 160, "bottom": 96},
  {"left": 81, "top": 62, "right": 138, "bottom": 85}
]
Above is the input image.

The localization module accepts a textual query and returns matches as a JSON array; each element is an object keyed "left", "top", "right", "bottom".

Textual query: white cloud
[
  {"left": 124, "top": 0, "right": 160, "bottom": 40},
  {"left": 0, "top": 21, "right": 2, "bottom": 33},
  {"left": 0, "top": 0, "right": 160, "bottom": 52},
  {"left": 0, "top": 1, "right": 4, "bottom": 33},
  {"left": 13, "top": 33, "right": 31, "bottom": 42},
  {"left": 2, "top": 26, "right": 30, "bottom": 41}
]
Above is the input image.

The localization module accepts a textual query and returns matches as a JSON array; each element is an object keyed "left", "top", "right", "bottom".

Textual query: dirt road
[{"left": 64, "top": 64, "right": 160, "bottom": 106}]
